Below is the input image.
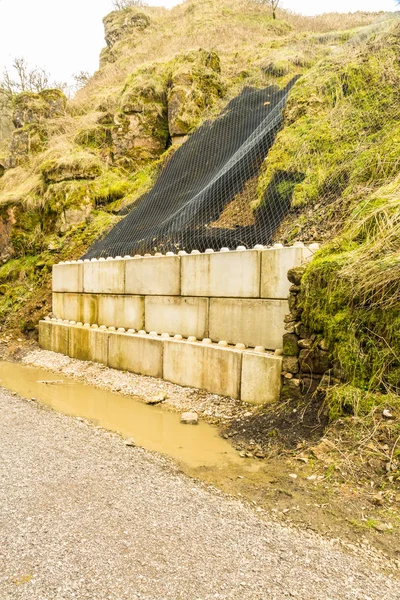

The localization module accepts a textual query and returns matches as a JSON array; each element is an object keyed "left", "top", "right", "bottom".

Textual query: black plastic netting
[{"left": 84, "top": 77, "right": 301, "bottom": 259}]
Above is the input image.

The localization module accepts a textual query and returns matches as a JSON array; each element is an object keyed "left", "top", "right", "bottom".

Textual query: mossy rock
[
  {"left": 41, "top": 153, "right": 103, "bottom": 184},
  {"left": 12, "top": 89, "right": 66, "bottom": 129},
  {"left": 75, "top": 125, "right": 113, "bottom": 149}
]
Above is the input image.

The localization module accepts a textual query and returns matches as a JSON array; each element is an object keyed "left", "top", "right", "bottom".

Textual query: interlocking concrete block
[
  {"left": 260, "top": 246, "right": 313, "bottom": 299},
  {"left": 209, "top": 298, "right": 288, "bottom": 350},
  {"left": 68, "top": 324, "right": 91, "bottom": 361},
  {"left": 181, "top": 250, "right": 261, "bottom": 298},
  {"left": 240, "top": 351, "right": 282, "bottom": 405},
  {"left": 89, "top": 328, "right": 110, "bottom": 365},
  {"left": 145, "top": 296, "right": 209, "bottom": 339},
  {"left": 52, "top": 293, "right": 64, "bottom": 320},
  {"left": 52, "top": 293, "right": 99, "bottom": 324},
  {"left": 108, "top": 332, "right": 163, "bottom": 378},
  {"left": 125, "top": 256, "right": 180, "bottom": 296},
  {"left": 163, "top": 339, "right": 242, "bottom": 398},
  {"left": 83, "top": 260, "right": 125, "bottom": 294},
  {"left": 52, "top": 263, "right": 83, "bottom": 293},
  {"left": 39, "top": 320, "right": 70, "bottom": 355},
  {"left": 98, "top": 295, "right": 144, "bottom": 330}
]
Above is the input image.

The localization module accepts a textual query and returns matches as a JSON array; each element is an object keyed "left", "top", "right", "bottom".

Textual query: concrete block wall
[
  {"left": 51, "top": 243, "right": 318, "bottom": 351},
  {"left": 44, "top": 243, "right": 319, "bottom": 404},
  {"left": 39, "top": 320, "right": 283, "bottom": 404}
]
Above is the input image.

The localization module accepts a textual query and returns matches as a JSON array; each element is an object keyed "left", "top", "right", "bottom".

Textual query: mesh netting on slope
[{"left": 84, "top": 77, "right": 300, "bottom": 259}]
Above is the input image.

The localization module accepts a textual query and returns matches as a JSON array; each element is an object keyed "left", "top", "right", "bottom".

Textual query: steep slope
[{"left": 257, "top": 21, "right": 400, "bottom": 404}]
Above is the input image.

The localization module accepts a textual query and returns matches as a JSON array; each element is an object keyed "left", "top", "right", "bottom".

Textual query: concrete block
[
  {"left": 52, "top": 263, "right": 83, "bottom": 293},
  {"left": 98, "top": 295, "right": 144, "bottom": 330},
  {"left": 241, "top": 351, "right": 282, "bottom": 405},
  {"left": 163, "top": 339, "right": 242, "bottom": 398},
  {"left": 89, "top": 328, "right": 109, "bottom": 365},
  {"left": 108, "top": 332, "right": 163, "bottom": 378},
  {"left": 52, "top": 293, "right": 64, "bottom": 319},
  {"left": 145, "top": 296, "right": 209, "bottom": 339},
  {"left": 181, "top": 250, "right": 260, "bottom": 298},
  {"left": 39, "top": 320, "right": 69, "bottom": 355},
  {"left": 125, "top": 256, "right": 180, "bottom": 296},
  {"left": 68, "top": 324, "right": 91, "bottom": 361},
  {"left": 83, "top": 260, "right": 125, "bottom": 294},
  {"left": 81, "top": 294, "right": 99, "bottom": 324},
  {"left": 260, "top": 246, "right": 313, "bottom": 299},
  {"left": 52, "top": 293, "right": 99, "bottom": 324},
  {"left": 209, "top": 298, "right": 288, "bottom": 350}
]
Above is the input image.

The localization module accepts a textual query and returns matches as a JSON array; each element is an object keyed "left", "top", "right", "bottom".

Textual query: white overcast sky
[{"left": 0, "top": 0, "right": 398, "bottom": 86}]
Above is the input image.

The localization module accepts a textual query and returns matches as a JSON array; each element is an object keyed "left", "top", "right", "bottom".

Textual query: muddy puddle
[
  {"left": 1, "top": 361, "right": 399, "bottom": 562},
  {"left": 0, "top": 361, "right": 259, "bottom": 473}
]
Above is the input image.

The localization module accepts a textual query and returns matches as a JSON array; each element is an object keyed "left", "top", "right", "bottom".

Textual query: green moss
[
  {"left": 75, "top": 125, "right": 113, "bottom": 149},
  {"left": 326, "top": 385, "right": 400, "bottom": 421},
  {"left": 41, "top": 152, "right": 103, "bottom": 184}
]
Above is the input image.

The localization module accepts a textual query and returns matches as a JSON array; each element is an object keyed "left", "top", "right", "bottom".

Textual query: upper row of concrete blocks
[{"left": 53, "top": 243, "right": 319, "bottom": 299}]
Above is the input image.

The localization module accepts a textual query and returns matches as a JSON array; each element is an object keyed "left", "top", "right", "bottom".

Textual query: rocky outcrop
[
  {"left": 168, "top": 50, "right": 224, "bottom": 141},
  {"left": 7, "top": 90, "right": 67, "bottom": 166},
  {"left": 101, "top": 10, "right": 151, "bottom": 66},
  {"left": 111, "top": 49, "right": 225, "bottom": 164}
]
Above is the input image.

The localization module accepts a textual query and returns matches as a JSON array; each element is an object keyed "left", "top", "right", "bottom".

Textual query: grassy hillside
[
  {"left": 257, "top": 20, "right": 400, "bottom": 412},
  {"left": 0, "top": 1, "right": 396, "bottom": 346}
]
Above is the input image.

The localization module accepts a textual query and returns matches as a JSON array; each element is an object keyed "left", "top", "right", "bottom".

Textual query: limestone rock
[
  {"left": 287, "top": 265, "right": 306, "bottom": 286},
  {"left": 146, "top": 393, "right": 167, "bottom": 405},
  {"left": 103, "top": 11, "right": 151, "bottom": 51},
  {"left": 124, "top": 437, "right": 136, "bottom": 447},
  {"left": 281, "top": 378, "right": 302, "bottom": 401},
  {"left": 282, "top": 356, "right": 299, "bottom": 374},
  {"left": 181, "top": 411, "right": 199, "bottom": 425},
  {"left": 299, "top": 347, "right": 331, "bottom": 375},
  {"left": 283, "top": 333, "right": 299, "bottom": 357}
]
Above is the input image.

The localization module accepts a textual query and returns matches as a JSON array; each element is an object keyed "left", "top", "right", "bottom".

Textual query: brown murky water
[{"left": 0, "top": 361, "right": 256, "bottom": 471}]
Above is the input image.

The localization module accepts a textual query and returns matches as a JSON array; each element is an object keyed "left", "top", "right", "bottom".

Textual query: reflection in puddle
[{"left": 0, "top": 361, "right": 256, "bottom": 471}]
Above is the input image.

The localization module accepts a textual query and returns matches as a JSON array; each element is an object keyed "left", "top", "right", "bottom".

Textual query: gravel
[
  {"left": 23, "top": 349, "right": 244, "bottom": 422},
  {"left": 1, "top": 388, "right": 399, "bottom": 600}
]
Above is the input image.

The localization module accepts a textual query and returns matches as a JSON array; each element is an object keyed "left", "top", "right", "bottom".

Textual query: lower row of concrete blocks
[{"left": 39, "top": 320, "right": 282, "bottom": 405}]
